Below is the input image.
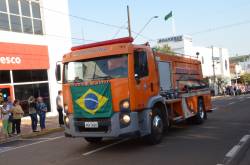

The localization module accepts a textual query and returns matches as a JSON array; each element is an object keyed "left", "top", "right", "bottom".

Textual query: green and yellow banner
[{"left": 71, "top": 83, "right": 113, "bottom": 118}]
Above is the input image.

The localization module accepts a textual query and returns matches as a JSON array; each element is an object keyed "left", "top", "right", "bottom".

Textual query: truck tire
[
  {"left": 193, "top": 99, "right": 206, "bottom": 124},
  {"left": 146, "top": 107, "right": 164, "bottom": 145},
  {"left": 84, "top": 137, "right": 103, "bottom": 143}
]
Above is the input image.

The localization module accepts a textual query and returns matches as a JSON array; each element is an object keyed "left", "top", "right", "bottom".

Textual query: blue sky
[{"left": 69, "top": 0, "right": 250, "bottom": 56}]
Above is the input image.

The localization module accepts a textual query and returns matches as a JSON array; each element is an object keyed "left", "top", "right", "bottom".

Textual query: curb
[
  {"left": 21, "top": 127, "right": 64, "bottom": 139},
  {"left": 0, "top": 127, "right": 64, "bottom": 144},
  {"left": 220, "top": 135, "right": 250, "bottom": 165}
]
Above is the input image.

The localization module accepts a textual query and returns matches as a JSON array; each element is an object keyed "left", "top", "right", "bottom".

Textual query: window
[
  {"left": 22, "top": 17, "right": 32, "bottom": 33},
  {"left": 8, "top": 0, "right": 19, "bottom": 14},
  {"left": 134, "top": 51, "right": 149, "bottom": 78},
  {"left": 0, "top": 12, "right": 9, "bottom": 30},
  {"left": 20, "top": 0, "right": 30, "bottom": 17},
  {"left": 13, "top": 70, "right": 48, "bottom": 83},
  {"left": 31, "top": 1, "right": 41, "bottom": 18},
  {"left": 10, "top": 14, "right": 22, "bottom": 32},
  {"left": 14, "top": 83, "right": 51, "bottom": 115},
  {"left": 0, "top": 0, "right": 43, "bottom": 35},
  {"left": 0, "top": 71, "right": 11, "bottom": 84},
  {"left": 0, "top": 0, "right": 7, "bottom": 12},
  {"left": 33, "top": 19, "right": 42, "bottom": 34}
]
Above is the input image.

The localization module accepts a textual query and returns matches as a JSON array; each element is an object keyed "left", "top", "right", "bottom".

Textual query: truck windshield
[{"left": 64, "top": 54, "right": 128, "bottom": 83}]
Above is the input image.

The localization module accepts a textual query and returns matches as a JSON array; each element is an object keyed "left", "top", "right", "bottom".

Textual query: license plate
[{"left": 85, "top": 122, "right": 98, "bottom": 128}]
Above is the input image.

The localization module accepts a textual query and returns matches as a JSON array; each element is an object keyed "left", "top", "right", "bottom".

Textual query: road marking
[
  {"left": 82, "top": 138, "right": 129, "bottom": 156},
  {"left": 228, "top": 102, "right": 235, "bottom": 105},
  {"left": 0, "top": 136, "right": 64, "bottom": 154},
  {"left": 240, "top": 135, "right": 250, "bottom": 143},
  {"left": 225, "top": 145, "right": 241, "bottom": 158},
  {"left": 0, "top": 147, "right": 14, "bottom": 154}
]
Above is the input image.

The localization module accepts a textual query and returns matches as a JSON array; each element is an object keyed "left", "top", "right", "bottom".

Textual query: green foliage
[
  {"left": 240, "top": 73, "right": 250, "bottom": 85},
  {"left": 153, "top": 44, "right": 175, "bottom": 55}
]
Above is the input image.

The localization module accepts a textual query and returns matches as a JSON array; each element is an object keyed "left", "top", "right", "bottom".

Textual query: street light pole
[
  {"left": 211, "top": 46, "right": 216, "bottom": 94},
  {"left": 134, "top": 16, "right": 158, "bottom": 40}
]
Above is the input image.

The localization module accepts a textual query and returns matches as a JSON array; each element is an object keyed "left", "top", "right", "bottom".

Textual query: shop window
[
  {"left": 0, "top": 12, "right": 9, "bottom": 30},
  {"left": 20, "top": 0, "right": 30, "bottom": 17},
  {"left": 0, "top": 71, "right": 11, "bottom": 84},
  {"left": 22, "top": 17, "right": 33, "bottom": 33},
  {"left": 8, "top": 0, "right": 19, "bottom": 15},
  {"left": 14, "top": 83, "right": 51, "bottom": 115},
  {"left": 33, "top": 19, "right": 43, "bottom": 34},
  {"left": 10, "top": 14, "right": 22, "bottom": 32},
  {"left": 13, "top": 70, "right": 48, "bottom": 83},
  {"left": 31, "top": 1, "right": 41, "bottom": 18},
  {"left": 0, "top": 0, "right": 7, "bottom": 12}
]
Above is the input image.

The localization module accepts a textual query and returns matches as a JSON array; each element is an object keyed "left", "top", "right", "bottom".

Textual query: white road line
[
  {"left": 225, "top": 145, "right": 241, "bottom": 158},
  {"left": 0, "top": 147, "right": 14, "bottom": 154},
  {"left": 240, "top": 135, "right": 250, "bottom": 143},
  {"left": 228, "top": 102, "right": 235, "bottom": 105},
  {"left": 82, "top": 138, "right": 129, "bottom": 156},
  {"left": 0, "top": 136, "right": 64, "bottom": 154}
]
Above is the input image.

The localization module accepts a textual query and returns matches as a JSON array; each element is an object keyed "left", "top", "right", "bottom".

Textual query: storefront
[{"left": 0, "top": 42, "right": 51, "bottom": 115}]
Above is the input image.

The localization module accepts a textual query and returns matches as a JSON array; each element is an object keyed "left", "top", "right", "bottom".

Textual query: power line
[{"left": 190, "top": 19, "right": 250, "bottom": 35}]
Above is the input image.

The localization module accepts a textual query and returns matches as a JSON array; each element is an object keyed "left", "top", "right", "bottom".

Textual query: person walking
[
  {"left": 28, "top": 96, "right": 39, "bottom": 132},
  {"left": 0, "top": 100, "right": 12, "bottom": 138},
  {"left": 11, "top": 100, "right": 24, "bottom": 135},
  {"left": 56, "top": 90, "right": 64, "bottom": 127},
  {"left": 36, "top": 97, "right": 47, "bottom": 131}
]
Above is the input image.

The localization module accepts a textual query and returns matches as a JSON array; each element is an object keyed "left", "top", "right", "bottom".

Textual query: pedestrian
[
  {"left": 0, "top": 100, "right": 12, "bottom": 138},
  {"left": 36, "top": 97, "right": 47, "bottom": 131},
  {"left": 6, "top": 96, "right": 13, "bottom": 131},
  {"left": 11, "top": 100, "right": 24, "bottom": 135},
  {"left": 28, "top": 96, "right": 39, "bottom": 132},
  {"left": 56, "top": 90, "right": 64, "bottom": 127}
]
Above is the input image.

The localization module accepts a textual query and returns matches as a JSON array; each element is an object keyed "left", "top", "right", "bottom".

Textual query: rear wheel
[
  {"left": 193, "top": 99, "right": 206, "bottom": 124},
  {"left": 146, "top": 107, "right": 164, "bottom": 145},
  {"left": 84, "top": 137, "right": 103, "bottom": 143}
]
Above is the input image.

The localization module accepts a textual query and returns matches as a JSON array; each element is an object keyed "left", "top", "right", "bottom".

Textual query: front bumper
[{"left": 64, "top": 110, "right": 151, "bottom": 138}]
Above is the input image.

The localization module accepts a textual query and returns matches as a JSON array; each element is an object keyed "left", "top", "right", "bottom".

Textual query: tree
[
  {"left": 240, "top": 73, "right": 250, "bottom": 85},
  {"left": 153, "top": 44, "right": 175, "bottom": 54}
]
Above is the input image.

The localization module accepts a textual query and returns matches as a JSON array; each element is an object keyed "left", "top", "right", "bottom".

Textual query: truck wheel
[
  {"left": 194, "top": 99, "right": 206, "bottom": 124},
  {"left": 84, "top": 137, "right": 103, "bottom": 143},
  {"left": 146, "top": 107, "right": 164, "bottom": 145}
]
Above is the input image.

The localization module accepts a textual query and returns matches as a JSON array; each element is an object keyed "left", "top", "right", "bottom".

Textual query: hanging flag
[
  {"left": 164, "top": 11, "right": 172, "bottom": 21},
  {"left": 71, "top": 83, "right": 113, "bottom": 118}
]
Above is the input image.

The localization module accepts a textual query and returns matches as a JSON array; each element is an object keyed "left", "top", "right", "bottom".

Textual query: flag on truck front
[
  {"left": 71, "top": 82, "right": 113, "bottom": 118},
  {"left": 164, "top": 11, "right": 172, "bottom": 21}
]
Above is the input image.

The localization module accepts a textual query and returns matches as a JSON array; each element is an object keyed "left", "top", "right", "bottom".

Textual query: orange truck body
[{"left": 60, "top": 37, "right": 212, "bottom": 142}]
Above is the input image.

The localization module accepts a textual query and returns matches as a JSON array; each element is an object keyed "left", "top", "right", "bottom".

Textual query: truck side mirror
[
  {"left": 135, "top": 73, "right": 141, "bottom": 84},
  {"left": 56, "top": 62, "right": 61, "bottom": 82}
]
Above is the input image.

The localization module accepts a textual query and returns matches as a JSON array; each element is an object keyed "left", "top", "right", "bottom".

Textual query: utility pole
[
  {"left": 211, "top": 46, "right": 216, "bottom": 94},
  {"left": 127, "top": 5, "right": 132, "bottom": 37}
]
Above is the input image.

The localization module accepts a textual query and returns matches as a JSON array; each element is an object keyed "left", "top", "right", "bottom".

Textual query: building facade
[
  {"left": 158, "top": 35, "right": 231, "bottom": 94},
  {"left": 0, "top": 0, "right": 71, "bottom": 116}
]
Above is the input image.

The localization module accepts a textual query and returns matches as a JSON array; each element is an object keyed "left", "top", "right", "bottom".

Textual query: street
[{"left": 1, "top": 94, "right": 250, "bottom": 165}]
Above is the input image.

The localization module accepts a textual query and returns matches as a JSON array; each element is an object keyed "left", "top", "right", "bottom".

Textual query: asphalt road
[{"left": 1, "top": 94, "right": 250, "bottom": 165}]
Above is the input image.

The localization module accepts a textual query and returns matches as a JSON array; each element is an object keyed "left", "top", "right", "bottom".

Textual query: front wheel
[
  {"left": 146, "top": 107, "right": 164, "bottom": 145},
  {"left": 84, "top": 137, "right": 103, "bottom": 144}
]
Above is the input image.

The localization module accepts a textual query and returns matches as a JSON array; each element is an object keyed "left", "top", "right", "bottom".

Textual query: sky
[{"left": 68, "top": 0, "right": 250, "bottom": 56}]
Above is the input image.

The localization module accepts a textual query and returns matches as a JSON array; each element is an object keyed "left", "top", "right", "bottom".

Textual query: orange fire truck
[{"left": 56, "top": 37, "right": 212, "bottom": 144}]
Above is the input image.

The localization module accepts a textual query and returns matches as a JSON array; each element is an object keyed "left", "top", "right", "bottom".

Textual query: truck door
[{"left": 133, "top": 50, "right": 151, "bottom": 110}]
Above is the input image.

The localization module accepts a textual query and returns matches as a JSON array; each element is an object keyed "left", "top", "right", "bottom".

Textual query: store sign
[
  {"left": 0, "top": 56, "right": 21, "bottom": 64},
  {"left": 0, "top": 42, "right": 49, "bottom": 70}
]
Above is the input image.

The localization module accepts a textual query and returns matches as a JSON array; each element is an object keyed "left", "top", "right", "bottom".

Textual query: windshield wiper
[{"left": 94, "top": 75, "right": 113, "bottom": 80}]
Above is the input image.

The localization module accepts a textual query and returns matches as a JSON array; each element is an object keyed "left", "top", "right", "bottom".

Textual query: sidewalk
[{"left": 0, "top": 116, "right": 64, "bottom": 143}]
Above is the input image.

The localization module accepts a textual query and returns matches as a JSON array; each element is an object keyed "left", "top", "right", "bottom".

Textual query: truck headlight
[
  {"left": 64, "top": 104, "right": 68, "bottom": 114},
  {"left": 122, "top": 101, "right": 130, "bottom": 109},
  {"left": 120, "top": 113, "right": 131, "bottom": 126},
  {"left": 64, "top": 116, "right": 70, "bottom": 128}
]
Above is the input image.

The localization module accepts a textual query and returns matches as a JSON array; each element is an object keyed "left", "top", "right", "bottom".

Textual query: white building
[
  {"left": 158, "top": 35, "right": 231, "bottom": 93},
  {"left": 0, "top": 0, "right": 72, "bottom": 116}
]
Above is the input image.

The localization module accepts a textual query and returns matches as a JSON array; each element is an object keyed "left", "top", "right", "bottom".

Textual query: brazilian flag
[{"left": 71, "top": 83, "right": 113, "bottom": 118}]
